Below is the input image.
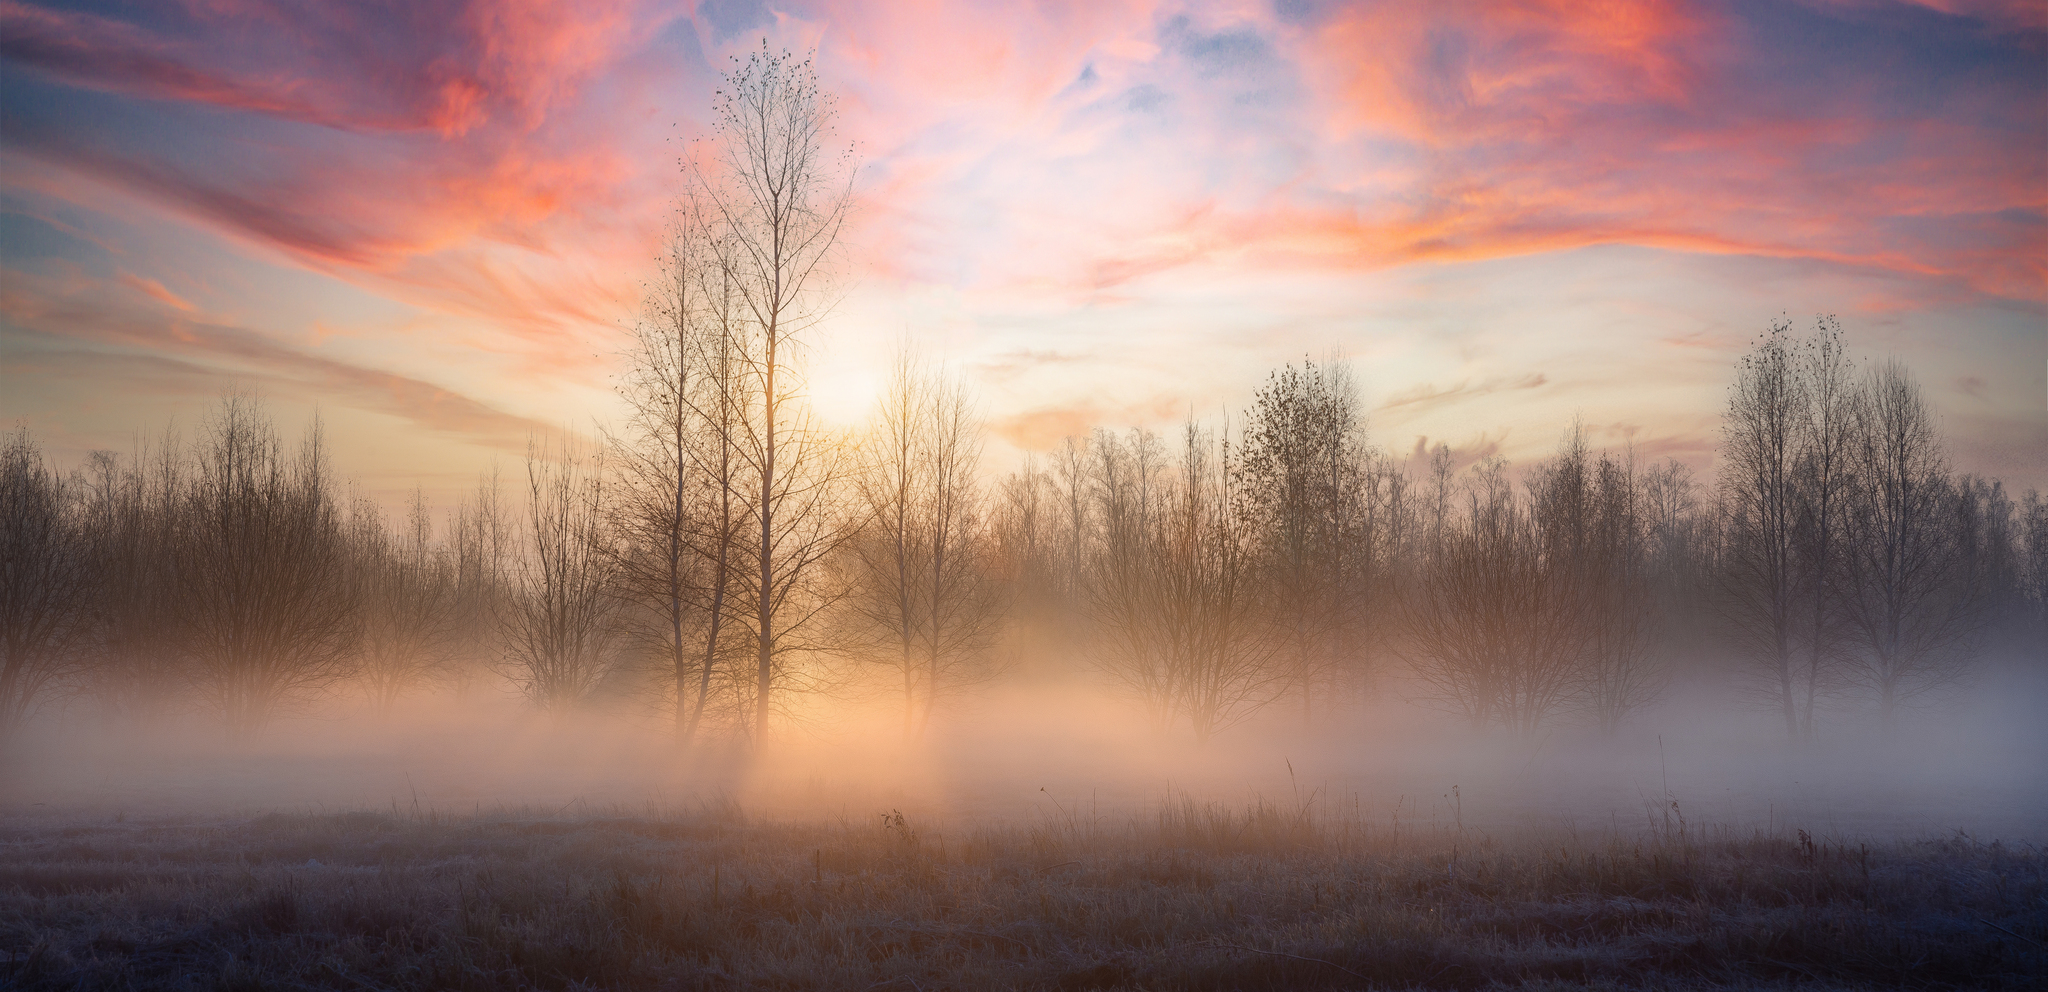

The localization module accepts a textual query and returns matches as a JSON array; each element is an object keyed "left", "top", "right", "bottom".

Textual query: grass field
[{"left": 3, "top": 793, "right": 2042, "bottom": 991}]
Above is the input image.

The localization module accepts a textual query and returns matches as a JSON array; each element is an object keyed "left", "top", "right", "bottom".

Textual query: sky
[{"left": 2, "top": 0, "right": 2043, "bottom": 506}]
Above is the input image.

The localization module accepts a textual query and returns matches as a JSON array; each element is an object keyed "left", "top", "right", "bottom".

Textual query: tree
[
  {"left": 1237, "top": 359, "right": 1366, "bottom": 723},
  {"left": 697, "top": 44, "right": 856, "bottom": 746},
  {"left": 76, "top": 432, "right": 186, "bottom": 719},
  {"left": 1160, "top": 420, "right": 1275, "bottom": 741},
  {"left": 500, "top": 438, "right": 619, "bottom": 712},
  {"left": 1839, "top": 360, "right": 1979, "bottom": 729},
  {"left": 0, "top": 427, "right": 93, "bottom": 737},
  {"left": 914, "top": 370, "right": 1003, "bottom": 728},
  {"left": 1718, "top": 321, "right": 1807, "bottom": 741},
  {"left": 180, "top": 396, "right": 357, "bottom": 733},
  {"left": 1404, "top": 458, "right": 1585, "bottom": 733},
  {"left": 1088, "top": 428, "right": 1172, "bottom": 728},
  {"left": 612, "top": 195, "right": 759, "bottom": 742},
  {"left": 1052, "top": 434, "right": 1092, "bottom": 608},
  {"left": 846, "top": 351, "right": 932, "bottom": 733},
  {"left": 1789, "top": 317, "right": 1856, "bottom": 739},
  {"left": 350, "top": 489, "right": 460, "bottom": 714},
  {"left": 2019, "top": 489, "right": 2048, "bottom": 645},
  {"left": 1582, "top": 450, "right": 1663, "bottom": 733},
  {"left": 994, "top": 455, "right": 1054, "bottom": 612},
  {"left": 845, "top": 353, "right": 1003, "bottom": 736},
  {"left": 449, "top": 465, "right": 512, "bottom": 684}
]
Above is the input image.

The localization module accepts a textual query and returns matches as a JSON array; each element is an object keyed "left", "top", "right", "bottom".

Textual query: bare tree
[
  {"left": 1790, "top": 317, "right": 1857, "bottom": 738},
  {"left": 1718, "top": 321, "right": 1807, "bottom": 740},
  {"left": 1840, "top": 360, "right": 1979, "bottom": 729},
  {"left": 1583, "top": 451, "right": 1662, "bottom": 732},
  {"left": 846, "top": 350, "right": 931, "bottom": 733},
  {"left": 845, "top": 353, "right": 1004, "bottom": 735},
  {"left": 1052, "top": 434, "right": 1092, "bottom": 607},
  {"left": 0, "top": 426, "right": 93, "bottom": 737},
  {"left": 1088, "top": 428, "right": 1173, "bottom": 729},
  {"left": 448, "top": 465, "right": 512, "bottom": 686},
  {"left": 501, "top": 438, "right": 619, "bottom": 712},
  {"left": 77, "top": 432, "right": 187, "bottom": 718},
  {"left": 994, "top": 455, "right": 1054, "bottom": 610},
  {"left": 2019, "top": 489, "right": 2048, "bottom": 644},
  {"left": 915, "top": 371, "right": 1003, "bottom": 729},
  {"left": 697, "top": 44, "right": 856, "bottom": 746},
  {"left": 612, "top": 196, "right": 760, "bottom": 742},
  {"left": 180, "top": 396, "right": 358, "bottom": 733},
  {"left": 1161, "top": 420, "right": 1275, "bottom": 741},
  {"left": 350, "top": 488, "right": 460, "bottom": 715},
  {"left": 676, "top": 237, "right": 754, "bottom": 741},
  {"left": 1404, "top": 458, "right": 1584, "bottom": 733}
]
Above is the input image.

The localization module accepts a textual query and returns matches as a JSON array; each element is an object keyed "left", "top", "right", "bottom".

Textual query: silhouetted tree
[
  {"left": 846, "top": 350, "right": 934, "bottom": 733},
  {"left": 350, "top": 488, "right": 460, "bottom": 714},
  {"left": 1088, "top": 428, "right": 1172, "bottom": 727},
  {"left": 1238, "top": 359, "right": 1366, "bottom": 722},
  {"left": 1160, "top": 420, "right": 1275, "bottom": 741},
  {"left": 698, "top": 44, "right": 857, "bottom": 746},
  {"left": 0, "top": 427, "right": 93, "bottom": 737},
  {"left": 1405, "top": 458, "right": 1585, "bottom": 733},
  {"left": 1840, "top": 360, "right": 1980, "bottom": 728},
  {"left": 501, "top": 438, "right": 619, "bottom": 712},
  {"left": 76, "top": 433, "right": 186, "bottom": 718},
  {"left": 180, "top": 396, "right": 357, "bottom": 733},
  {"left": 1789, "top": 317, "right": 1857, "bottom": 739},
  {"left": 1718, "top": 321, "right": 1807, "bottom": 740}
]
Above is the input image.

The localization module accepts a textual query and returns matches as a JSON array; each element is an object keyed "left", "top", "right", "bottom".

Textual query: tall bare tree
[
  {"left": 1718, "top": 321, "right": 1807, "bottom": 740},
  {"left": 1405, "top": 458, "right": 1585, "bottom": 733},
  {"left": 2019, "top": 489, "right": 2048, "bottom": 643},
  {"left": 697, "top": 44, "right": 856, "bottom": 746},
  {"left": 1790, "top": 317, "right": 1856, "bottom": 738},
  {"left": 1053, "top": 434, "right": 1092, "bottom": 607},
  {"left": 449, "top": 465, "right": 512, "bottom": 684},
  {"left": 915, "top": 369, "right": 1002, "bottom": 729},
  {"left": 1583, "top": 450, "right": 1662, "bottom": 732},
  {"left": 1840, "top": 360, "right": 1979, "bottom": 729},
  {"left": 613, "top": 197, "right": 758, "bottom": 742},
  {"left": 1088, "top": 428, "right": 1173, "bottom": 728},
  {"left": 995, "top": 455, "right": 1053, "bottom": 608},
  {"left": 846, "top": 350, "right": 931, "bottom": 732}
]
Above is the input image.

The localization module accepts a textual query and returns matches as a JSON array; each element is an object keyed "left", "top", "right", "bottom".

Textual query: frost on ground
[{"left": 2, "top": 799, "right": 2042, "bottom": 991}]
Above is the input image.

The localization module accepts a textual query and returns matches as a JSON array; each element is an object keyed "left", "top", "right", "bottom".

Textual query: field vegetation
[{"left": 5, "top": 797, "right": 2043, "bottom": 991}]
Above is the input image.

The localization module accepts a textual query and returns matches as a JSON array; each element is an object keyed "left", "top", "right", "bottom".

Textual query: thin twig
[{"left": 1037, "top": 860, "right": 1081, "bottom": 875}]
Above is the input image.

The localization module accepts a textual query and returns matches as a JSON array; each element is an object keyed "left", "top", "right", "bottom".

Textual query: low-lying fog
[{"left": 7, "top": 651, "right": 2043, "bottom": 844}]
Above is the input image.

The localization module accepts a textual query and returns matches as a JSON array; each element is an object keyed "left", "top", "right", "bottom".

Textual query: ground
[{"left": 3, "top": 797, "right": 2041, "bottom": 991}]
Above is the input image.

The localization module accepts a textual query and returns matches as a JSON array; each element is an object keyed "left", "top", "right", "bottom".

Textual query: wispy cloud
[{"left": 1, "top": 0, "right": 2040, "bottom": 485}]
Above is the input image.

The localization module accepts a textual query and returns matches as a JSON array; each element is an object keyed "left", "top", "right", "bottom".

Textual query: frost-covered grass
[{"left": 3, "top": 796, "right": 2042, "bottom": 990}]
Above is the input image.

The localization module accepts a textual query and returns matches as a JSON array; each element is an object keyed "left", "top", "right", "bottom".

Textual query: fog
[{"left": 9, "top": 649, "right": 2042, "bottom": 843}]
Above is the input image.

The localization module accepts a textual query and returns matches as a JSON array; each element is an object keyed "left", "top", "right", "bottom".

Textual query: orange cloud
[{"left": 118, "top": 271, "right": 196, "bottom": 312}]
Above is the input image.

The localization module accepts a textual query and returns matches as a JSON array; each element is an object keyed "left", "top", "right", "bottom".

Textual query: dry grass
[{"left": 1, "top": 793, "right": 2041, "bottom": 991}]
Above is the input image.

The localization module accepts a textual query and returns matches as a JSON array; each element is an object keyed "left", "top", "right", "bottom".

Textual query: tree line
[{"left": 4, "top": 50, "right": 2042, "bottom": 747}]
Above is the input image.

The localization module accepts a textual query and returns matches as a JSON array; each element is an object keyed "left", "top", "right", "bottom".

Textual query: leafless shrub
[{"left": 179, "top": 395, "right": 357, "bottom": 733}]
